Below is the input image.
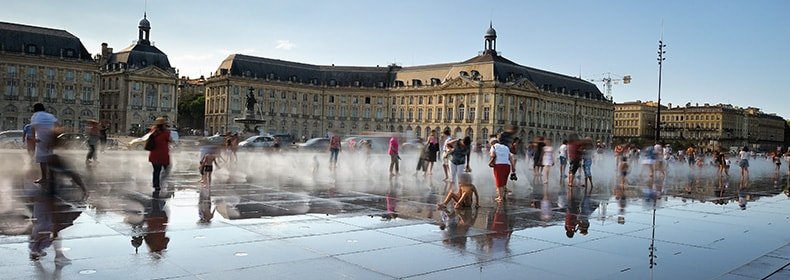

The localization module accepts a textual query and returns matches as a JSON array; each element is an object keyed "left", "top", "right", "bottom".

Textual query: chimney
[{"left": 668, "top": 102, "right": 672, "bottom": 108}]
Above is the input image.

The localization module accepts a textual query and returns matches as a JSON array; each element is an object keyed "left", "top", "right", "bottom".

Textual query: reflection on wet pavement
[{"left": 0, "top": 150, "right": 789, "bottom": 279}]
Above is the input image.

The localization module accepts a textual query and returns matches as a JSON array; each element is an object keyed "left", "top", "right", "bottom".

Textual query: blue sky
[{"left": 3, "top": 0, "right": 788, "bottom": 118}]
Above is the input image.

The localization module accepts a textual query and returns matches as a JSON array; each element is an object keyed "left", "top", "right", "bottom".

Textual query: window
[
  {"left": 353, "top": 96, "right": 359, "bottom": 104},
  {"left": 483, "top": 107, "right": 490, "bottom": 120},
  {"left": 83, "top": 72, "right": 92, "bottom": 83},
  {"left": 7, "top": 65, "right": 17, "bottom": 77},
  {"left": 408, "top": 109, "right": 413, "bottom": 120},
  {"left": 26, "top": 82, "right": 37, "bottom": 100},
  {"left": 132, "top": 82, "right": 141, "bottom": 91},
  {"left": 458, "top": 104, "right": 465, "bottom": 120},
  {"left": 437, "top": 110, "right": 442, "bottom": 121},
  {"left": 146, "top": 85, "right": 156, "bottom": 107},
  {"left": 428, "top": 96, "right": 433, "bottom": 104},
  {"left": 64, "top": 85, "right": 75, "bottom": 101},
  {"left": 65, "top": 70, "right": 74, "bottom": 81},
  {"left": 45, "top": 83, "right": 55, "bottom": 100},
  {"left": 82, "top": 86, "right": 93, "bottom": 101},
  {"left": 427, "top": 109, "right": 432, "bottom": 120},
  {"left": 364, "top": 108, "right": 371, "bottom": 118},
  {"left": 417, "top": 109, "right": 423, "bottom": 120},
  {"left": 314, "top": 94, "right": 319, "bottom": 102},
  {"left": 438, "top": 96, "right": 443, "bottom": 104},
  {"left": 281, "top": 90, "right": 286, "bottom": 99},
  {"left": 27, "top": 67, "right": 36, "bottom": 79},
  {"left": 469, "top": 107, "right": 476, "bottom": 120},
  {"left": 484, "top": 94, "right": 490, "bottom": 102},
  {"left": 303, "top": 93, "right": 308, "bottom": 101},
  {"left": 46, "top": 68, "right": 55, "bottom": 80},
  {"left": 409, "top": 96, "right": 414, "bottom": 104},
  {"left": 351, "top": 107, "right": 358, "bottom": 118},
  {"left": 340, "top": 107, "right": 346, "bottom": 117},
  {"left": 376, "top": 108, "right": 383, "bottom": 119},
  {"left": 448, "top": 96, "right": 453, "bottom": 103},
  {"left": 418, "top": 96, "right": 423, "bottom": 104},
  {"left": 328, "top": 96, "right": 334, "bottom": 103},
  {"left": 5, "top": 80, "right": 17, "bottom": 98},
  {"left": 365, "top": 97, "right": 370, "bottom": 104},
  {"left": 376, "top": 97, "right": 382, "bottom": 104},
  {"left": 447, "top": 108, "right": 453, "bottom": 121},
  {"left": 340, "top": 96, "right": 346, "bottom": 103},
  {"left": 26, "top": 44, "right": 37, "bottom": 54}
]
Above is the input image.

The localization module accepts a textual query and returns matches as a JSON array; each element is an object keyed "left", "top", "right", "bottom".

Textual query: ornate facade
[
  {"left": 205, "top": 25, "right": 613, "bottom": 143},
  {"left": 0, "top": 22, "right": 100, "bottom": 132},
  {"left": 98, "top": 14, "right": 178, "bottom": 135}
]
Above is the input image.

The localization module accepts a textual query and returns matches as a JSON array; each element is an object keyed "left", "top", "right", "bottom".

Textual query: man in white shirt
[
  {"left": 558, "top": 140, "right": 568, "bottom": 178},
  {"left": 30, "top": 103, "right": 58, "bottom": 184}
]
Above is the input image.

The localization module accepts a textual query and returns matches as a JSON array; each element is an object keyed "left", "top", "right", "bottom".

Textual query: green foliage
[{"left": 177, "top": 94, "right": 205, "bottom": 130}]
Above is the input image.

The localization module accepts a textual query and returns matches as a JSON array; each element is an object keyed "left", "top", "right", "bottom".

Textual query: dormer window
[
  {"left": 459, "top": 71, "right": 469, "bottom": 77},
  {"left": 310, "top": 78, "right": 319, "bottom": 85},
  {"left": 328, "top": 79, "right": 337, "bottom": 86},
  {"left": 412, "top": 79, "right": 422, "bottom": 87},
  {"left": 64, "top": 48, "right": 75, "bottom": 57},
  {"left": 289, "top": 75, "right": 298, "bottom": 82},
  {"left": 267, "top": 73, "right": 275, "bottom": 80},
  {"left": 394, "top": 80, "right": 404, "bottom": 87},
  {"left": 353, "top": 81, "right": 361, "bottom": 87},
  {"left": 376, "top": 81, "right": 385, "bottom": 88},
  {"left": 430, "top": 78, "right": 441, "bottom": 86},
  {"left": 25, "top": 44, "right": 38, "bottom": 54}
]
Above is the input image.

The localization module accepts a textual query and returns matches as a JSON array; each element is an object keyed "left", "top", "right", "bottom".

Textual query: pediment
[
  {"left": 503, "top": 78, "right": 540, "bottom": 92},
  {"left": 439, "top": 77, "right": 479, "bottom": 89},
  {"left": 132, "top": 66, "right": 176, "bottom": 78}
]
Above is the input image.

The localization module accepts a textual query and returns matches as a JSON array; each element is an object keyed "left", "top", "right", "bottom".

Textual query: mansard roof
[
  {"left": 106, "top": 43, "right": 173, "bottom": 72},
  {"left": 0, "top": 21, "right": 93, "bottom": 61},
  {"left": 215, "top": 54, "right": 394, "bottom": 88}
]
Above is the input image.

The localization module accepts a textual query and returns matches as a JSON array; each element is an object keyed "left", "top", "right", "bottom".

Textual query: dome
[
  {"left": 485, "top": 22, "right": 496, "bottom": 38},
  {"left": 138, "top": 16, "right": 150, "bottom": 29},
  {"left": 485, "top": 26, "right": 496, "bottom": 37}
]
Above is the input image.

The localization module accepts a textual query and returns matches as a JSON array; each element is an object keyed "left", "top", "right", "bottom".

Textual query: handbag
[{"left": 144, "top": 131, "right": 157, "bottom": 151}]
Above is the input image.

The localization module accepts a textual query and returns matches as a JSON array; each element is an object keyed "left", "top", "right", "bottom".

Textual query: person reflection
[
  {"left": 738, "top": 179, "right": 748, "bottom": 210},
  {"left": 440, "top": 207, "right": 477, "bottom": 250},
  {"left": 145, "top": 196, "right": 169, "bottom": 256},
  {"left": 198, "top": 186, "right": 215, "bottom": 224},
  {"left": 484, "top": 204, "right": 511, "bottom": 256},
  {"left": 382, "top": 178, "right": 399, "bottom": 220},
  {"left": 564, "top": 187, "right": 581, "bottom": 238}
]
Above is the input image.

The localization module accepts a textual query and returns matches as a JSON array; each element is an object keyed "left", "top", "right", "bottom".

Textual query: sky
[{"left": 2, "top": 0, "right": 788, "bottom": 118}]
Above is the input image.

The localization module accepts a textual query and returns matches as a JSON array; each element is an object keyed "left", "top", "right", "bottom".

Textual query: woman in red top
[{"left": 148, "top": 117, "right": 171, "bottom": 192}]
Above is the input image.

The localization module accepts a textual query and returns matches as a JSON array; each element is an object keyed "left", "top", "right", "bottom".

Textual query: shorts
[
  {"left": 620, "top": 171, "right": 628, "bottom": 177},
  {"left": 583, "top": 159, "right": 592, "bottom": 177},
  {"left": 569, "top": 159, "right": 581, "bottom": 174},
  {"left": 688, "top": 156, "right": 695, "bottom": 165},
  {"left": 738, "top": 159, "right": 749, "bottom": 168},
  {"left": 559, "top": 156, "right": 567, "bottom": 166},
  {"left": 202, "top": 165, "right": 213, "bottom": 172}
]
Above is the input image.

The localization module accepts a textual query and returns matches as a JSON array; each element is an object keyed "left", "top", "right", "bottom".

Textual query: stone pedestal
[{"left": 234, "top": 110, "right": 265, "bottom": 137}]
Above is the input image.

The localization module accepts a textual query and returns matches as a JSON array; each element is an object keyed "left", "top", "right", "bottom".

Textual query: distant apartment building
[
  {"left": 204, "top": 25, "right": 613, "bottom": 143},
  {"left": 615, "top": 100, "right": 785, "bottom": 150},
  {"left": 0, "top": 22, "right": 100, "bottom": 132},
  {"left": 98, "top": 14, "right": 178, "bottom": 135}
]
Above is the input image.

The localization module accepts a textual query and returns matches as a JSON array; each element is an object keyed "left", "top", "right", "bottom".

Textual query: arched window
[{"left": 458, "top": 104, "right": 465, "bottom": 120}]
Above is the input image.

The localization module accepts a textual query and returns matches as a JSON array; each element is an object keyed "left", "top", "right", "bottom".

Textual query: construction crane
[{"left": 589, "top": 72, "right": 631, "bottom": 100}]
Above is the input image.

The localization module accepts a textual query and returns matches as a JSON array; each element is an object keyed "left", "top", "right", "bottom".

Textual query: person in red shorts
[{"left": 566, "top": 134, "right": 582, "bottom": 187}]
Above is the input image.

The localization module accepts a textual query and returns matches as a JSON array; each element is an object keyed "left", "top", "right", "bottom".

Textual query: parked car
[
  {"left": 56, "top": 133, "right": 88, "bottom": 149},
  {"left": 239, "top": 135, "right": 275, "bottom": 149},
  {"left": 272, "top": 133, "right": 294, "bottom": 145},
  {"left": 292, "top": 138, "right": 330, "bottom": 152},
  {"left": 0, "top": 130, "right": 24, "bottom": 149},
  {"left": 128, "top": 130, "right": 180, "bottom": 150}
]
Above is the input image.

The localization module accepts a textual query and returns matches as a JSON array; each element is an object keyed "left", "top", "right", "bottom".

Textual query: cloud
[{"left": 275, "top": 40, "right": 295, "bottom": 50}]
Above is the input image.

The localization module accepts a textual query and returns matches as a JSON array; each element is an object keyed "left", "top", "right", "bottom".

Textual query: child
[
  {"left": 618, "top": 156, "right": 629, "bottom": 188},
  {"left": 438, "top": 173, "right": 479, "bottom": 209},
  {"left": 200, "top": 144, "right": 222, "bottom": 187},
  {"left": 723, "top": 155, "right": 731, "bottom": 177},
  {"left": 772, "top": 153, "right": 781, "bottom": 173}
]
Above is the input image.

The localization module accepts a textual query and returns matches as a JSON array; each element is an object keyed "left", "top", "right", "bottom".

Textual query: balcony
[
  {"left": 146, "top": 106, "right": 158, "bottom": 111},
  {"left": 466, "top": 119, "right": 475, "bottom": 123},
  {"left": 131, "top": 105, "right": 142, "bottom": 110},
  {"left": 4, "top": 95, "right": 17, "bottom": 100},
  {"left": 63, "top": 99, "right": 76, "bottom": 104},
  {"left": 81, "top": 100, "right": 94, "bottom": 105},
  {"left": 497, "top": 120, "right": 505, "bottom": 124},
  {"left": 161, "top": 108, "right": 171, "bottom": 112},
  {"left": 520, "top": 122, "right": 526, "bottom": 126},
  {"left": 44, "top": 98, "right": 56, "bottom": 103}
]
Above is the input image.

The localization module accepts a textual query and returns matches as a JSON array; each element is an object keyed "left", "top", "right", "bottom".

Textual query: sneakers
[{"left": 29, "top": 250, "right": 47, "bottom": 260}]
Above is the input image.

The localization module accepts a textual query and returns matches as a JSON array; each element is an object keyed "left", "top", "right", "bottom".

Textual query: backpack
[{"left": 144, "top": 132, "right": 158, "bottom": 151}]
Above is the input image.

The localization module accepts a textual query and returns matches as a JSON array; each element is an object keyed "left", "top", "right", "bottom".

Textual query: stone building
[
  {"left": 98, "top": 14, "right": 178, "bottom": 135},
  {"left": 205, "top": 25, "right": 613, "bottom": 143},
  {"left": 0, "top": 21, "right": 100, "bottom": 132},
  {"left": 613, "top": 101, "right": 662, "bottom": 144},
  {"left": 615, "top": 100, "right": 785, "bottom": 150}
]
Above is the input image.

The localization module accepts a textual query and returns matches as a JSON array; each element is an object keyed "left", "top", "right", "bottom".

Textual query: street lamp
[{"left": 655, "top": 37, "right": 666, "bottom": 143}]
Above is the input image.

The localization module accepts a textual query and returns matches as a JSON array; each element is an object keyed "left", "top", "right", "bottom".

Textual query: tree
[
  {"left": 784, "top": 120, "right": 790, "bottom": 148},
  {"left": 177, "top": 94, "right": 205, "bottom": 131}
]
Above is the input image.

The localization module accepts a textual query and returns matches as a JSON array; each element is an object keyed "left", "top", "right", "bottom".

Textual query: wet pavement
[{"left": 0, "top": 150, "right": 789, "bottom": 279}]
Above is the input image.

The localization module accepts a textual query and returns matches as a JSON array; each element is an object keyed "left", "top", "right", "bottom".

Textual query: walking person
[
  {"left": 582, "top": 138, "right": 595, "bottom": 190},
  {"left": 99, "top": 121, "right": 108, "bottom": 152},
  {"left": 532, "top": 137, "right": 546, "bottom": 178},
  {"left": 85, "top": 120, "right": 100, "bottom": 165},
  {"left": 425, "top": 130, "right": 440, "bottom": 175},
  {"left": 490, "top": 138, "right": 515, "bottom": 202},
  {"left": 30, "top": 103, "right": 58, "bottom": 184},
  {"left": 388, "top": 135, "right": 400, "bottom": 176},
  {"left": 147, "top": 117, "right": 172, "bottom": 193},
  {"left": 440, "top": 129, "right": 454, "bottom": 181},
  {"left": 329, "top": 134, "right": 341, "bottom": 171},
  {"left": 566, "top": 134, "right": 582, "bottom": 188},
  {"left": 558, "top": 140, "right": 568, "bottom": 178},
  {"left": 542, "top": 140, "right": 555, "bottom": 184},
  {"left": 738, "top": 146, "right": 750, "bottom": 180}
]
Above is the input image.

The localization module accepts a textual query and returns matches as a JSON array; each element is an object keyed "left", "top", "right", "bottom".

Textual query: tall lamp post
[{"left": 655, "top": 37, "right": 667, "bottom": 143}]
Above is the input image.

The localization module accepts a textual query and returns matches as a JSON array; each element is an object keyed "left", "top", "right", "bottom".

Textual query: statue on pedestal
[{"left": 246, "top": 88, "right": 257, "bottom": 113}]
